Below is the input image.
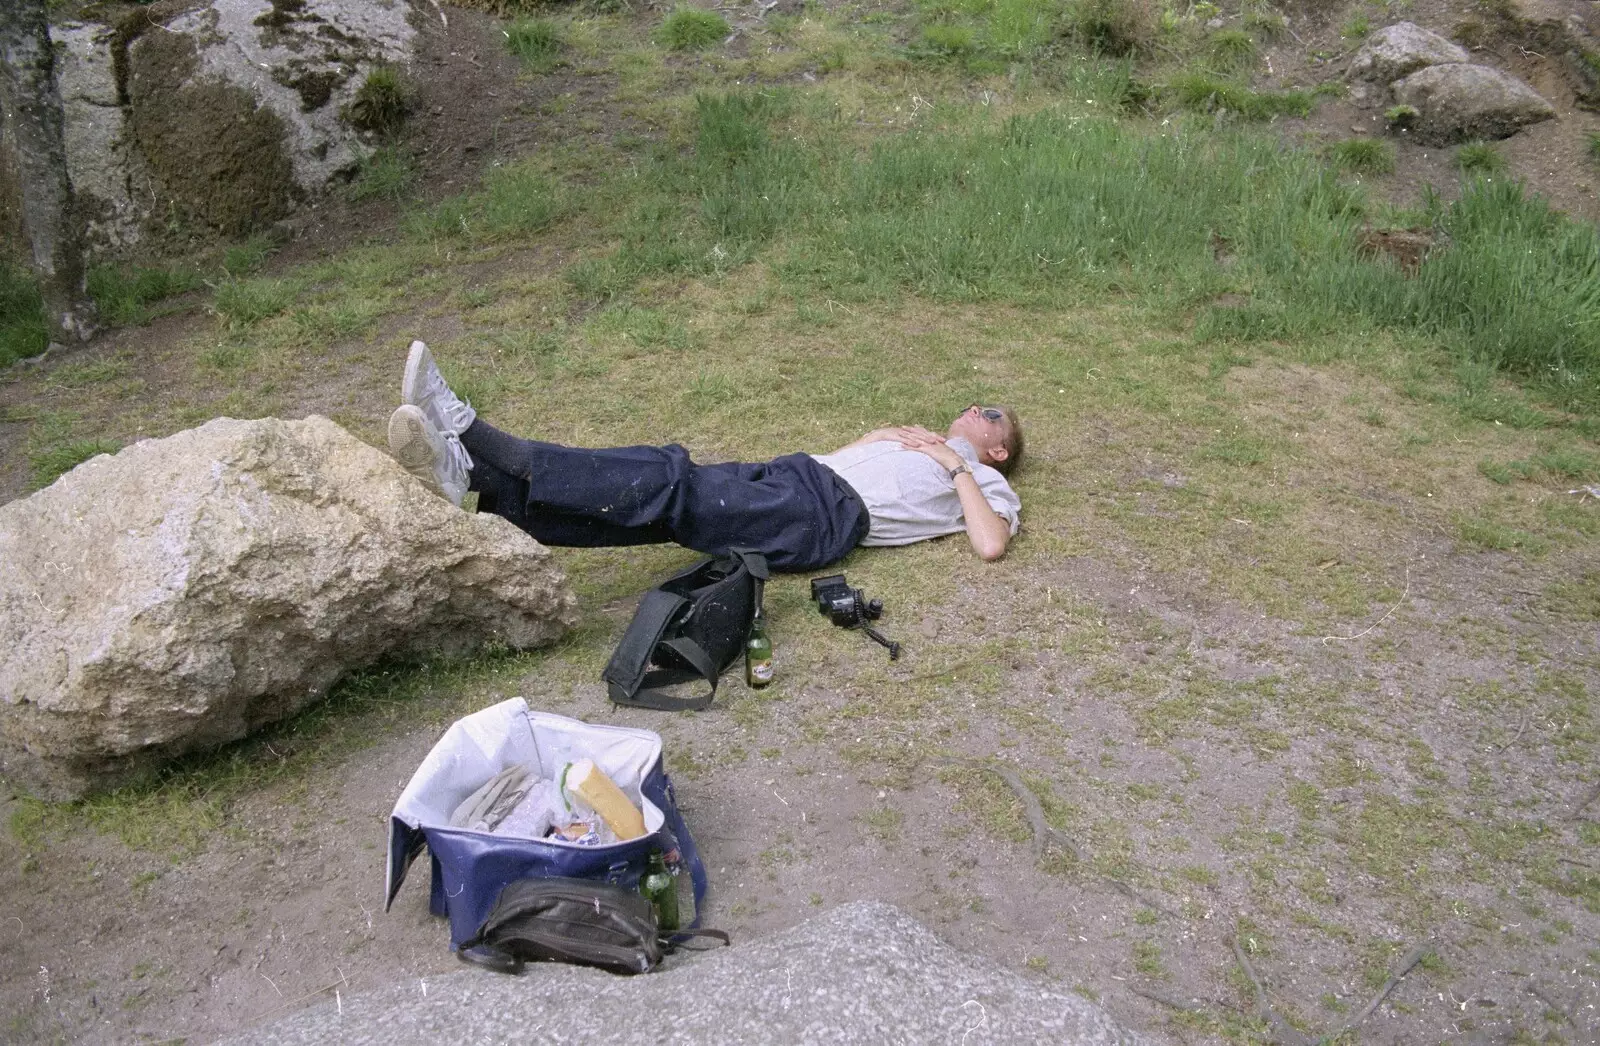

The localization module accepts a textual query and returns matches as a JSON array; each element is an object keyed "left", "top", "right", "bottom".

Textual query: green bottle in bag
[{"left": 639, "top": 850, "right": 680, "bottom": 934}]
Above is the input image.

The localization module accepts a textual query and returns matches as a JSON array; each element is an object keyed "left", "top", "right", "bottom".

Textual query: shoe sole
[
  {"left": 401, "top": 340, "right": 431, "bottom": 411},
  {"left": 387, "top": 406, "right": 442, "bottom": 494}
]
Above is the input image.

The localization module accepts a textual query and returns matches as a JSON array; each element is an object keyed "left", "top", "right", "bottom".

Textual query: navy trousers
[{"left": 461, "top": 421, "right": 870, "bottom": 573}]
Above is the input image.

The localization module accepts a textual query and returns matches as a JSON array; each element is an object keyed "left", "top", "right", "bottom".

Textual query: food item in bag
[
  {"left": 563, "top": 759, "right": 647, "bottom": 841},
  {"left": 550, "top": 820, "right": 605, "bottom": 846}
]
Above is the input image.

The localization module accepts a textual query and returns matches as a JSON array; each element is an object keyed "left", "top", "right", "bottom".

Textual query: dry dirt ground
[{"left": 2, "top": 3, "right": 1600, "bottom": 1045}]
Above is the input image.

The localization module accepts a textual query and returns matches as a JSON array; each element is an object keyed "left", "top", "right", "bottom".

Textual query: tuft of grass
[
  {"left": 916, "top": 23, "right": 979, "bottom": 59},
  {"left": 1, "top": 259, "right": 51, "bottom": 366},
  {"left": 695, "top": 89, "right": 789, "bottom": 163},
  {"left": 347, "top": 145, "right": 419, "bottom": 202},
  {"left": 87, "top": 264, "right": 203, "bottom": 326},
  {"left": 1481, "top": 448, "right": 1600, "bottom": 483},
  {"left": 504, "top": 17, "right": 565, "bottom": 72},
  {"left": 28, "top": 439, "right": 121, "bottom": 490},
  {"left": 1207, "top": 29, "right": 1258, "bottom": 73},
  {"left": 1341, "top": 13, "right": 1371, "bottom": 40},
  {"left": 1242, "top": 9, "right": 1288, "bottom": 38},
  {"left": 1384, "top": 104, "right": 1419, "bottom": 131},
  {"left": 408, "top": 162, "right": 563, "bottom": 242},
  {"left": 1328, "top": 137, "right": 1396, "bottom": 175},
  {"left": 656, "top": 6, "right": 730, "bottom": 51},
  {"left": 1588, "top": 132, "right": 1600, "bottom": 164},
  {"left": 212, "top": 278, "right": 297, "bottom": 329},
  {"left": 222, "top": 238, "right": 275, "bottom": 277},
  {"left": 1062, "top": 0, "right": 1158, "bottom": 57},
  {"left": 346, "top": 66, "right": 412, "bottom": 137},
  {"left": 1167, "top": 72, "right": 1314, "bottom": 119},
  {"left": 1455, "top": 515, "right": 1548, "bottom": 554},
  {"left": 1455, "top": 140, "right": 1506, "bottom": 175}
]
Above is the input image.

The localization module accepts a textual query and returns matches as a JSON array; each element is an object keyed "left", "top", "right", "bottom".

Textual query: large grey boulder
[
  {"left": 0, "top": 416, "right": 577, "bottom": 800},
  {"left": 1391, "top": 63, "right": 1557, "bottom": 144},
  {"left": 220, "top": 902, "right": 1150, "bottom": 1046},
  {"left": 1347, "top": 22, "right": 1469, "bottom": 84}
]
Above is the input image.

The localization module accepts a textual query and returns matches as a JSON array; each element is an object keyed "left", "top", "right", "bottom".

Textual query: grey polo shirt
[{"left": 810, "top": 437, "right": 1021, "bottom": 547}]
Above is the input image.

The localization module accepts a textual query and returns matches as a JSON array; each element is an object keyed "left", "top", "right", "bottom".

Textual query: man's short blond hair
[{"left": 995, "top": 407, "right": 1023, "bottom": 477}]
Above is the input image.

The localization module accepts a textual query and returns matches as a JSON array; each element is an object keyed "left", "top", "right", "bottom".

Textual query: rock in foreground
[
  {"left": 220, "top": 902, "right": 1150, "bottom": 1046},
  {"left": 1392, "top": 63, "right": 1557, "bottom": 144},
  {"left": 0, "top": 417, "right": 577, "bottom": 799}
]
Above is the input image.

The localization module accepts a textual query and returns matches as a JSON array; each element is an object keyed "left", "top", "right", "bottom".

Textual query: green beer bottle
[
  {"left": 639, "top": 849, "right": 680, "bottom": 933},
  {"left": 745, "top": 581, "right": 773, "bottom": 688}
]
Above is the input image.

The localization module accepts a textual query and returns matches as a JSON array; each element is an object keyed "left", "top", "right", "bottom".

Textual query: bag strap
[
  {"left": 455, "top": 941, "right": 523, "bottom": 974},
  {"left": 615, "top": 634, "right": 720, "bottom": 711},
  {"left": 727, "top": 545, "right": 770, "bottom": 581},
  {"left": 665, "top": 928, "right": 731, "bottom": 951},
  {"left": 603, "top": 589, "right": 689, "bottom": 708}
]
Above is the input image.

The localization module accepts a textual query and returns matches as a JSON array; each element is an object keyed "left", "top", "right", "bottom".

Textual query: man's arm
[
  {"left": 827, "top": 426, "right": 947, "bottom": 455},
  {"left": 902, "top": 439, "right": 1011, "bottom": 562}
]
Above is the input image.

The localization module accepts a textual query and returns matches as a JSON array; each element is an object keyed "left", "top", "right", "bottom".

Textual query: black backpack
[
  {"left": 602, "top": 547, "right": 769, "bottom": 711},
  {"left": 458, "top": 877, "right": 728, "bottom": 976}
]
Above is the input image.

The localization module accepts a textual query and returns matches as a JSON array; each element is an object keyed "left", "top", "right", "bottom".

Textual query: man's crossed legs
[{"left": 388, "top": 342, "right": 868, "bottom": 572}]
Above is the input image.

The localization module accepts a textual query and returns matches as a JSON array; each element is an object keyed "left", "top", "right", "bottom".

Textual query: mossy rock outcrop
[
  {"left": 128, "top": 28, "right": 299, "bottom": 237},
  {"left": 48, "top": 0, "right": 420, "bottom": 251}
]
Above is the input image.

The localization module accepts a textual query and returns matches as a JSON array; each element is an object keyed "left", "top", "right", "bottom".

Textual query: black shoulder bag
[
  {"left": 602, "top": 547, "right": 769, "bottom": 712},
  {"left": 458, "top": 877, "right": 730, "bottom": 976}
]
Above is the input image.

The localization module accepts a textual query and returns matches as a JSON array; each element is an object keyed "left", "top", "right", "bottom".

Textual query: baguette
[{"left": 565, "top": 759, "right": 647, "bottom": 841}]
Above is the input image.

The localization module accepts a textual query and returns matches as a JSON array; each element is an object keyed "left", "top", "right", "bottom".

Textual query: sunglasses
[{"left": 967, "top": 405, "right": 1005, "bottom": 423}]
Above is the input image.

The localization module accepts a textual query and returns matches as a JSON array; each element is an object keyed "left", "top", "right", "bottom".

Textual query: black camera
[
  {"left": 810, "top": 574, "right": 884, "bottom": 628},
  {"left": 809, "top": 574, "right": 900, "bottom": 660}
]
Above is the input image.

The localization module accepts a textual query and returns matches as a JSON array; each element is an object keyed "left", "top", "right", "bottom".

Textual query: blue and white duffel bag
[{"left": 384, "top": 698, "right": 708, "bottom": 950}]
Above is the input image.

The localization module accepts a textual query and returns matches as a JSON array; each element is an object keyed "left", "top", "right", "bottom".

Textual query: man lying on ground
[{"left": 387, "top": 341, "right": 1023, "bottom": 572}]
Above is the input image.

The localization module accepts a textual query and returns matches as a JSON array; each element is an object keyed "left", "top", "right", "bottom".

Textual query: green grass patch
[
  {"left": 28, "top": 438, "right": 121, "bottom": 489},
  {"left": 408, "top": 162, "right": 563, "bottom": 242},
  {"left": 1165, "top": 73, "right": 1314, "bottom": 120},
  {"left": 1328, "top": 137, "right": 1396, "bottom": 175},
  {"left": 87, "top": 263, "right": 204, "bottom": 326},
  {"left": 212, "top": 277, "right": 297, "bottom": 329},
  {"left": 552, "top": 89, "right": 1600, "bottom": 411},
  {"left": 1480, "top": 448, "right": 1599, "bottom": 484},
  {"left": 504, "top": 17, "right": 565, "bottom": 72},
  {"left": 915, "top": 23, "right": 980, "bottom": 60},
  {"left": 222, "top": 237, "right": 276, "bottom": 277},
  {"left": 657, "top": 6, "right": 729, "bottom": 51},
  {"left": 1455, "top": 141, "right": 1507, "bottom": 175},
  {"left": 0, "top": 258, "right": 50, "bottom": 366},
  {"left": 1589, "top": 131, "right": 1600, "bottom": 164},
  {"left": 1454, "top": 514, "right": 1549, "bottom": 555},
  {"left": 347, "top": 145, "right": 419, "bottom": 203}
]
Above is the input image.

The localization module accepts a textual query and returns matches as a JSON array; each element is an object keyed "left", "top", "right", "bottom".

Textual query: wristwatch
[{"left": 948, "top": 463, "right": 972, "bottom": 480}]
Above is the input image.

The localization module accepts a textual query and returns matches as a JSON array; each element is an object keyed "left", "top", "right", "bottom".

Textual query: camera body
[{"left": 809, "top": 574, "right": 884, "bottom": 629}]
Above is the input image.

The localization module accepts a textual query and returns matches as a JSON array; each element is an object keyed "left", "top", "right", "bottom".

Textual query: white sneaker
[
  {"left": 402, "top": 340, "right": 476, "bottom": 436},
  {"left": 388, "top": 404, "right": 472, "bottom": 507}
]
